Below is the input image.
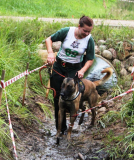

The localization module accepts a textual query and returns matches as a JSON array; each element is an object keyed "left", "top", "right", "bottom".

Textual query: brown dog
[{"left": 56, "top": 67, "right": 113, "bottom": 141}]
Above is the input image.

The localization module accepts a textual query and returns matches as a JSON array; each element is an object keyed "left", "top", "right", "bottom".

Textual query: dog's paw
[
  {"left": 67, "top": 135, "right": 71, "bottom": 141},
  {"left": 56, "top": 132, "right": 60, "bottom": 138}
]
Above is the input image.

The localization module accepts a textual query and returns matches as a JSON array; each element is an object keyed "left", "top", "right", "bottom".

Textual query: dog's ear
[{"left": 74, "top": 72, "right": 79, "bottom": 84}]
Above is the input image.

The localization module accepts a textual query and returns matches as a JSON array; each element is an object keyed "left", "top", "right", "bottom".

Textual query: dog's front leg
[
  {"left": 91, "top": 108, "right": 96, "bottom": 126},
  {"left": 67, "top": 112, "right": 77, "bottom": 141},
  {"left": 56, "top": 108, "right": 64, "bottom": 138}
]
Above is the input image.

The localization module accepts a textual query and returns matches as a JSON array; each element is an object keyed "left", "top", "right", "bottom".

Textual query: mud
[
  {"left": 15, "top": 117, "right": 108, "bottom": 160},
  {"left": 10, "top": 92, "right": 132, "bottom": 160},
  {"left": 9, "top": 95, "right": 109, "bottom": 160}
]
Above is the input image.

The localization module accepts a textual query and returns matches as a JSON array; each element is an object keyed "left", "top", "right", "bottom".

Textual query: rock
[
  {"left": 102, "top": 50, "right": 112, "bottom": 60},
  {"left": 116, "top": 103, "right": 122, "bottom": 110},
  {"left": 99, "top": 45, "right": 107, "bottom": 52},
  {"left": 38, "top": 49, "right": 57, "bottom": 62},
  {"left": 127, "top": 56, "right": 134, "bottom": 66},
  {"left": 107, "top": 100, "right": 115, "bottom": 108},
  {"left": 112, "top": 59, "right": 121, "bottom": 68},
  {"left": 116, "top": 41, "right": 132, "bottom": 60},
  {"left": 98, "top": 40, "right": 106, "bottom": 45},
  {"left": 38, "top": 49, "right": 48, "bottom": 62},
  {"left": 124, "top": 56, "right": 134, "bottom": 69},
  {"left": 52, "top": 41, "right": 61, "bottom": 51},
  {"left": 117, "top": 50, "right": 130, "bottom": 61},
  {"left": 106, "top": 38, "right": 112, "bottom": 44},
  {"left": 132, "top": 44, "right": 134, "bottom": 51},
  {"left": 98, "top": 107, "right": 107, "bottom": 113},
  {"left": 95, "top": 45, "right": 100, "bottom": 54},
  {"left": 108, "top": 48, "right": 117, "bottom": 59},
  {"left": 78, "top": 153, "right": 84, "bottom": 160},
  {"left": 131, "top": 52, "right": 134, "bottom": 56},
  {"left": 123, "top": 41, "right": 132, "bottom": 51},
  {"left": 120, "top": 68, "right": 127, "bottom": 76},
  {"left": 38, "top": 43, "right": 44, "bottom": 49},
  {"left": 128, "top": 66, "right": 133, "bottom": 73},
  {"left": 98, "top": 150, "right": 109, "bottom": 160}
]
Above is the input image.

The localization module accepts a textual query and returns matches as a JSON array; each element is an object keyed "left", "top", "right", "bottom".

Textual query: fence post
[
  {"left": 22, "top": 63, "right": 29, "bottom": 106},
  {"left": 0, "top": 70, "right": 5, "bottom": 106}
]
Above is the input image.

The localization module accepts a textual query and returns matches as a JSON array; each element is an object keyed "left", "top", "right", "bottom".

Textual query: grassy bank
[
  {"left": 0, "top": 17, "right": 134, "bottom": 159},
  {"left": 0, "top": 0, "right": 134, "bottom": 20}
]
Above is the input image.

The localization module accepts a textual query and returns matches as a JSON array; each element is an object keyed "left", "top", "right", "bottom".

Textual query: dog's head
[{"left": 60, "top": 77, "right": 77, "bottom": 100}]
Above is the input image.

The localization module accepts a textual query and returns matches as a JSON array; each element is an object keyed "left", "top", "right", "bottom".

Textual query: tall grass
[
  {"left": 0, "top": 0, "right": 116, "bottom": 18},
  {"left": 98, "top": 92, "right": 134, "bottom": 159},
  {"left": 1, "top": 0, "right": 134, "bottom": 20}
]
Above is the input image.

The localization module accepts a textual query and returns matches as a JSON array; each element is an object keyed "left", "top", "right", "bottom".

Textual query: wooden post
[
  {"left": 45, "top": 79, "right": 50, "bottom": 98},
  {"left": 45, "top": 66, "right": 53, "bottom": 98},
  {"left": 0, "top": 70, "right": 5, "bottom": 106},
  {"left": 22, "top": 63, "right": 29, "bottom": 106}
]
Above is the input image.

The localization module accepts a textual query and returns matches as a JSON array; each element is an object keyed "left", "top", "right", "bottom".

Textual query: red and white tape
[
  {"left": 74, "top": 87, "right": 134, "bottom": 117},
  {"left": 131, "top": 66, "right": 134, "bottom": 88},
  {"left": 131, "top": 65, "right": 134, "bottom": 76},
  {"left": 0, "top": 64, "right": 47, "bottom": 88},
  {"left": 4, "top": 88, "right": 18, "bottom": 160},
  {"left": 0, "top": 63, "right": 48, "bottom": 159}
]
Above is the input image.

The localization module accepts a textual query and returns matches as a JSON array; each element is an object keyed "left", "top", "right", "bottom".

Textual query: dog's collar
[
  {"left": 61, "top": 79, "right": 85, "bottom": 101},
  {"left": 61, "top": 91, "right": 80, "bottom": 101}
]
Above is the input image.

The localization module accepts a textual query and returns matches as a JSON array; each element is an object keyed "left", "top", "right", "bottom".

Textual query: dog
[{"left": 56, "top": 67, "right": 113, "bottom": 141}]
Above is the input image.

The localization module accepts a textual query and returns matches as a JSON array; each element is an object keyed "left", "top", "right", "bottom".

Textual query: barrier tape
[
  {"left": 131, "top": 65, "right": 134, "bottom": 76},
  {"left": 0, "top": 63, "right": 48, "bottom": 159},
  {"left": 4, "top": 88, "right": 18, "bottom": 160},
  {"left": 0, "top": 64, "right": 48, "bottom": 88},
  {"left": 131, "top": 65, "right": 134, "bottom": 88},
  {"left": 73, "top": 88, "right": 134, "bottom": 117}
]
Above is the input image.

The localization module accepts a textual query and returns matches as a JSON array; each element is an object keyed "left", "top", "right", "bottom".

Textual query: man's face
[{"left": 78, "top": 24, "right": 93, "bottom": 38}]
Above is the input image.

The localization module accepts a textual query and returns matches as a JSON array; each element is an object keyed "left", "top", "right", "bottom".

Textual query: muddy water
[{"left": 15, "top": 113, "right": 109, "bottom": 160}]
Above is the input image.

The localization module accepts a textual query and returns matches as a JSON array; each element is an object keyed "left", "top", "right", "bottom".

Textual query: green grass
[
  {"left": 97, "top": 93, "right": 134, "bottom": 159},
  {"left": 0, "top": 0, "right": 134, "bottom": 20},
  {"left": 0, "top": 0, "right": 116, "bottom": 18}
]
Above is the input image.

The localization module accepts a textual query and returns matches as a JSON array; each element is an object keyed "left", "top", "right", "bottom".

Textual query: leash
[
  {"left": 39, "top": 66, "right": 84, "bottom": 100},
  {"left": 39, "top": 65, "right": 57, "bottom": 98},
  {"left": 39, "top": 65, "right": 68, "bottom": 98}
]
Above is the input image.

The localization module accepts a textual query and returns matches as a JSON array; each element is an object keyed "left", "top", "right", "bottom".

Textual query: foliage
[
  {"left": 0, "top": 0, "right": 117, "bottom": 19},
  {"left": 36, "top": 102, "right": 54, "bottom": 119},
  {"left": 0, "top": 118, "right": 13, "bottom": 160},
  {"left": 98, "top": 93, "right": 134, "bottom": 159},
  {"left": 0, "top": 0, "right": 134, "bottom": 20}
]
